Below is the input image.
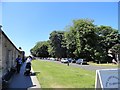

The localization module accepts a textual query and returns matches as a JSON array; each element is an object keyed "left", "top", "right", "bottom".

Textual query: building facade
[{"left": 0, "top": 25, "right": 25, "bottom": 77}]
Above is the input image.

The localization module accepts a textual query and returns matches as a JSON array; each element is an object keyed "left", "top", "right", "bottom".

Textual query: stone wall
[
  {"left": 0, "top": 29, "right": 2, "bottom": 89},
  {"left": 0, "top": 26, "right": 24, "bottom": 77},
  {"left": 0, "top": 29, "right": 2, "bottom": 70}
]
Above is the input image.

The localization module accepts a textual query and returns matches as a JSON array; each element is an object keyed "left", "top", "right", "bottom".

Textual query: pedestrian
[
  {"left": 24, "top": 56, "right": 32, "bottom": 75},
  {"left": 16, "top": 55, "right": 22, "bottom": 73},
  {"left": 26, "top": 56, "right": 32, "bottom": 64},
  {"left": 67, "top": 60, "right": 69, "bottom": 66}
]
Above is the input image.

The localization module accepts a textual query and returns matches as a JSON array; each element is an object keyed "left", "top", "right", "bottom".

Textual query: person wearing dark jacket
[{"left": 16, "top": 55, "right": 22, "bottom": 73}]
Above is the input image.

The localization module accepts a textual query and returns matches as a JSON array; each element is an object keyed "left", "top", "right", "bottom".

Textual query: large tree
[
  {"left": 30, "top": 41, "right": 50, "bottom": 57},
  {"left": 64, "top": 26, "right": 76, "bottom": 58},
  {"left": 49, "top": 31, "right": 67, "bottom": 58},
  {"left": 95, "top": 26, "right": 119, "bottom": 63},
  {"left": 71, "top": 19, "right": 97, "bottom": 61}
]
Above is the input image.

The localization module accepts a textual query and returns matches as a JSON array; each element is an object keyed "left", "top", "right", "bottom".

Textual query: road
[
  {"left": 69, "top": 63, "right": 117, "bottom": 71},
  {"left": 39, "top": 59, "right": 117, "bottom": 71}
]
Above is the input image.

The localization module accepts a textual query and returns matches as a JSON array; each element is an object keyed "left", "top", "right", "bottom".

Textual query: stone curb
[{"left": 28, "top": 67, "right": 41, "bottom": 90}]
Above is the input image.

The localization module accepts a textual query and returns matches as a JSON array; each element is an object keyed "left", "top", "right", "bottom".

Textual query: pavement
[{"left": 7, "top": 62, "right": 41, "bottom": 89}]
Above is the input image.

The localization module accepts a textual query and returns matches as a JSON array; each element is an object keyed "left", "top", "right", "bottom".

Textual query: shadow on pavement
[{"left": 7, "top": 63, "right": 37, "bottom": 89}]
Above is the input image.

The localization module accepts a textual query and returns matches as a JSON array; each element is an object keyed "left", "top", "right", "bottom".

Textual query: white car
[
  {"left": 50, "top": 58, "right": 55, "bottom": 61},
  {"left": 76, "top": 59, "right": 87, "bottom": 65},
  {"left": 61, "top": 58, "right": 68, "bottom": 63}
]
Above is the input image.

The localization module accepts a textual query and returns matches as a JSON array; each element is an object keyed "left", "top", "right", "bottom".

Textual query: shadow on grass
[{"left": 30, "top": 71, "right": 40, "bottom": 76}]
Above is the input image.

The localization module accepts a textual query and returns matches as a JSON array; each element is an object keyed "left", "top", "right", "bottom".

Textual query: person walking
[
  {"left": 26, "top": 56, "right": 32, "bottom": 64},
  {"left": 16, "top": 55, "right": 22, "bottom": 73},
  {"left": 24, "top": 56, "right": 32, "bottom": 75}
]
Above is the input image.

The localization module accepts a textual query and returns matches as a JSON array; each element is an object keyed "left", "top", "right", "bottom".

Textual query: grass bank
[{"left": 32, "top": 60, "right": 95, "bottom": 88}]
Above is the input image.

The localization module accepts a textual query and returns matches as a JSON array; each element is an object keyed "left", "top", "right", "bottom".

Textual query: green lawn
[{"left": 32, "top": 60, "right": 95, "bottom": 88}]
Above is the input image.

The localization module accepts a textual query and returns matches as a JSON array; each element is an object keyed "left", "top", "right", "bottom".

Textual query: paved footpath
[{"left": 8, "top": 62, "right": 41, "bottom": 89}]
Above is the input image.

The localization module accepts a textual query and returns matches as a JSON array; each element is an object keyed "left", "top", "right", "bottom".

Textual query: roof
[{"left": 0, "top": 25, "right": 22, "bottom": 52}]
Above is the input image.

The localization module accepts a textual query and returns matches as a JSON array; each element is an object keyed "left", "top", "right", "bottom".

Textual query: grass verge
[
  {"left": 88, "top": 62, "right": 118, "bottom": 67},
  {"left": 32, "top": 60, "right": 95, "bottom": 88}
]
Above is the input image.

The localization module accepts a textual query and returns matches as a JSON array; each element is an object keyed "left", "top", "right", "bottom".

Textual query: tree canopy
[{"left": 30, "top": 18, "right": 119, "bottom": 63}]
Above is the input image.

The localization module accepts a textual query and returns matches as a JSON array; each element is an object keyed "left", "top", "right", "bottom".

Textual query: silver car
[
  {"left": 76, "top": 58, "right": 87, "bottom": 65},
  {"left": 61, "top": 58, "right": 68, "bottom": 63}
]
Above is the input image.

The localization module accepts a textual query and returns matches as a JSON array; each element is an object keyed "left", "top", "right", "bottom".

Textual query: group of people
[{"left": 15, "top": 55, "right": 32, "bottom": 73}]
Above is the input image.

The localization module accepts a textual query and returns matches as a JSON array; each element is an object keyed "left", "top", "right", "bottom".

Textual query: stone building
[{"left": 0, "top": 25, "right": 25, "bottom": 77}]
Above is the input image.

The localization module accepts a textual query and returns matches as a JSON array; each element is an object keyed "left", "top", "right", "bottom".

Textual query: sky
[
  {"left": 1, "top": 2, "right": 119, "bottom": 56},
  {"left": 1, "top": 0, "right": 120, "bottom": 2}
]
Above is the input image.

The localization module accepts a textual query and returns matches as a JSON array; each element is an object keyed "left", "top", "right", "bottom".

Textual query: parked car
[
  {"left": 67, "top": 58, "right": 72, "bottom": 63},
  {"left": 50, "top": 58, "right": 55, "bottom": 61},
  {"left": 71, "top": 59, "right": 76, "bottom": 63},
  {"left": 76, "top": 58, "right": 87, "bottom": 65},
  {"left": 61, "top": 58, "right": 69, "bottom": 63}
]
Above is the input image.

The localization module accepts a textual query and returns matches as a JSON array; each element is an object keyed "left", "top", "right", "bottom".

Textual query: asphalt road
[{"left": 69, "top": 63, "right": 117, "bottom": 71}]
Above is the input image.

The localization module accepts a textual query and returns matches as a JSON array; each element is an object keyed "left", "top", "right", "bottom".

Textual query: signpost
[{"left": 95, "top": 69, "right": 120, "bottom": 89}]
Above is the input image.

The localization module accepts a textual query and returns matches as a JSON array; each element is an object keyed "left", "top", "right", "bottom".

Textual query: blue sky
[{"left": 2, "top": 2, "right": 118, "bottom": 56}]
